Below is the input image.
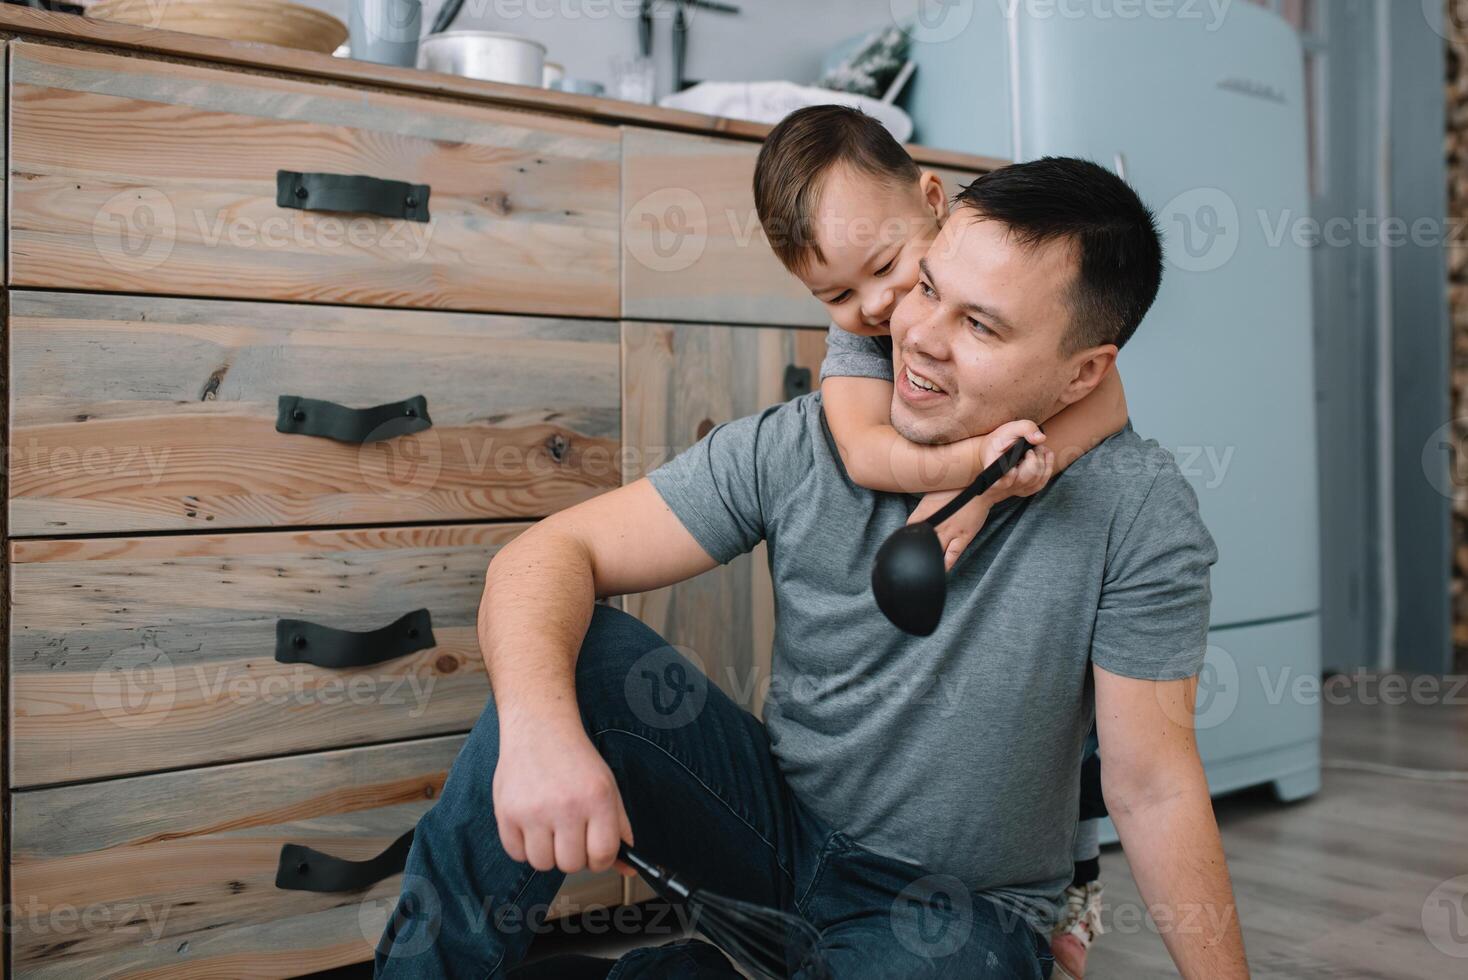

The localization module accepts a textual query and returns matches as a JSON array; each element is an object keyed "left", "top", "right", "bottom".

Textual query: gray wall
[
  {"left": 1312, "top": 0, "right": 1384, "bottom": 674},
  {"left": 1313, "top": 0, "right": 1452, "bottom": 674},
  {"left": 314, "top": 0, "right": 901, "bottom": 99},
  {"left": 1386, "top": 0, "right": 1452, "bottom": 673}
]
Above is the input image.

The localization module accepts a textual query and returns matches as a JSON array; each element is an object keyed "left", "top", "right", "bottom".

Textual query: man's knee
[
  {"left": 577, "top": 605, "right": 670, "bottom": 665},
  {"left": 573, "top": 605, "right": 686, "bottom": 718},
  {"left": 442, "top": 607, "right": 673, "bottom": 794}
]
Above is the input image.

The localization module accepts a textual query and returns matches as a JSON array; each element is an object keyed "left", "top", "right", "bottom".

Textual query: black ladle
[{"left": 871, "top": 433, "right": 1040, "bottom": 636}]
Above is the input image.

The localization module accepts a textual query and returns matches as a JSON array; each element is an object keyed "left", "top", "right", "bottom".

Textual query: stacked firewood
[{"left": 1448, "top": 0, "right": 1468, "bottom": 664}]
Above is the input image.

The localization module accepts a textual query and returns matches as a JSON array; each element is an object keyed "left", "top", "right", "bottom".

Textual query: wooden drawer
[
  {"left": 6, "top": 291, "right": 620, "bottom": 535},
  {"left": 8, "top": 523, "right": 525, "bottom": 786},
  {"left": 621, "top": 321, "right": 826, "bottom": 713},
  {"left": 8, "top": 42, "right": 620, "bottom": 317},
  {"left": 621, "top": 128, "right": 829, "bottom": 327},
  {"left": 8, "top": 737, "right": 624, "bottom": 979}
]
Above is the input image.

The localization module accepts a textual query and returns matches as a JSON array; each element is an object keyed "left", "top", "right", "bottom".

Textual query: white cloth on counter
[{"left": 658, "top": 81, "right": 913, "bottom": 143}]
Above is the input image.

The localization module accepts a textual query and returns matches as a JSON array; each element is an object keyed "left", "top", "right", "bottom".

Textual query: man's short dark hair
[
  {"left": 954, "top": 157, "right": 1164, "bottom": 352},
  {"left": 754, "top": 104, "right": 921, "bottom": 273}
]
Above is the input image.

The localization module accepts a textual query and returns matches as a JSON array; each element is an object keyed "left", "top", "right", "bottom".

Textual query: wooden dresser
[{"left": 0, "top": 8, "right": 1000, "bottom": 976}]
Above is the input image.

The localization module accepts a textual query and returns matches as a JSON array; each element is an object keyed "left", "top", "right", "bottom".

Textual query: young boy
[{"left": 753, "top": 105, "right": 1122, "bottom": 978}]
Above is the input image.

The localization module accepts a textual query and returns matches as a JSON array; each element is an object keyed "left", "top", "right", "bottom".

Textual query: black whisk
[{"left": 618, "top": 844, "right": 831, "bottom": 979}]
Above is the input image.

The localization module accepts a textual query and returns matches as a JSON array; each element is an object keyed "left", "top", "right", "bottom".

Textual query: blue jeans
[{"left": 375, "top": 606, "right": 1054, "bottom": 979}]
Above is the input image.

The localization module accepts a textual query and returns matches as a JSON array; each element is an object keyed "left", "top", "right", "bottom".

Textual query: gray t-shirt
[
  {"left": 646, "top": 393, "right": 1217, "bottom": 930},
  {"left": 820, "top": 324, "right": 893, "bottom": 382}
]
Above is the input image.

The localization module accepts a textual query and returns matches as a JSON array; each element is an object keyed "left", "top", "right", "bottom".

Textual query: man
[{"left": 376, "top": 158, "right": 1249, "bottom": 979}]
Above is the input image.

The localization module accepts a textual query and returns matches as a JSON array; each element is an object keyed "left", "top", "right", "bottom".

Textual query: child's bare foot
[
  {"left": 1050, "top": 880, "right": 1105, "bottom": 979},
  {"left": 1052, "top": 932, "right": 1088, "bottom": 979}
]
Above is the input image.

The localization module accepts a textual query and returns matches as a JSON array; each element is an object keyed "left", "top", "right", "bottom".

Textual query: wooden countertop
[{"left": 0, "top": 5, "right": 1008, "bottom": 173}]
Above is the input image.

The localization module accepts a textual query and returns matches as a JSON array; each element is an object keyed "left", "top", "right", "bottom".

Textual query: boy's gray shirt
[
  {"left": 646, "top": 392, "right": 1217, "bottom": 930},
  {"left": 820, "top": 323, "right": 894, "bottom": 382}
]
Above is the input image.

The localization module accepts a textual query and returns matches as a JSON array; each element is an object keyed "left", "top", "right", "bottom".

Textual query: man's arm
[
  {"left": 1094, "top": 667, "right": 1248, "bottom": 978},
  {"left": 1086, "top": 445, "right": 1239, "bottom": 976},
  {"left": 484, "top": 396, "right": 785, "bottom": 877},
  {"left": 482, "top": 479, "right": 719, "bottom": 876}
]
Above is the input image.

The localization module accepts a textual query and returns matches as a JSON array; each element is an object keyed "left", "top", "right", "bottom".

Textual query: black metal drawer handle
[
  {"left": 276, "top": 170, "right": 431, "bottom": 223},
  {"left": 276, "top": 394, "right": 432, "bottom": 444},
  {"left": 276, "top": 829, "right": 415, "bottom": 893},
  {"left": 276, "top": 609, "right": 436, "bottom": 669},
  {"left": 784, "top": 365, "right": 812, "bottom": 401}
]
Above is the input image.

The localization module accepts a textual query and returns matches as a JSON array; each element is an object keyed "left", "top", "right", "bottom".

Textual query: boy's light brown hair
[{"left": 753, "top": 105, "right": 921, "bottom": 275}]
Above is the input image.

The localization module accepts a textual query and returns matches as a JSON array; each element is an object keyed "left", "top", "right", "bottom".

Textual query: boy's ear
[{"left": 918, "top": 170, "right": 949, "bottom": 223}]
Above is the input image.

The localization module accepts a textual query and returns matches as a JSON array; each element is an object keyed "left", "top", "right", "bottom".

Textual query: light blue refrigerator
[{"left": 890, "top": 2, "right": 1323, "bottom": 817}]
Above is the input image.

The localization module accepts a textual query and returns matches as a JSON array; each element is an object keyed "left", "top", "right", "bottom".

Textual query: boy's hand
[
  {"left": 996, "top": 438, "right": 1055, "bottom": 501},
  {"left": 980, "top": 421, "right": 1053, "bottom": 503},
  {"left": 909, "top": 489, "right": 993, "bottom": 571},
  {"left": 906, "top": 422, "right": 1054, "bottom": 570}
]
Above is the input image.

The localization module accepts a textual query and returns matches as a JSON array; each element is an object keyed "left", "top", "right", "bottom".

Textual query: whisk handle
[{"left": 618, "top": 844, "right": 693, "bottom": 901}]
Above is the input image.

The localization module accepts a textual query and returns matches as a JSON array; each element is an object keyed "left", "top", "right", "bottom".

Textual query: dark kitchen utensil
[
  {"left": 672, "top": 1, "right": 688, "bottom": 92},
  {"left": 639, "top": 0, "right": 653, "bottom": 56},
  {"left": 666, "top": 0, "right": 742, "bottom": 92},
  {"left": 618, "top": 844, "right": 830, "bottom": 980},
  {"left": 428, "top": 0, "right": 463, "bottom": 35},
  {"left": 871, "top": 433, "right": 1040, "bottom": 636}
]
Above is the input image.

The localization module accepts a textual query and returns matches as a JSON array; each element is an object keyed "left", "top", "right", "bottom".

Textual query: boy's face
[
  {"left": 797, "top": 165, "right": 948, "bottom": 337},
  {"left": 888, "top": 208, "right": 1096, "bottom": 445}
]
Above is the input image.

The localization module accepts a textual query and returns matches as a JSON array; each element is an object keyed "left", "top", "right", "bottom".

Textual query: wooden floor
[
  {"left": 312, "top": 697, "right": 1468, "bottom": 978},
  {"left": 1091, "top": 696, "right": 1468, "bottom": 978}
]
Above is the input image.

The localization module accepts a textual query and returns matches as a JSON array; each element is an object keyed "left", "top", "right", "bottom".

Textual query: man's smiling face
[{"left": 889, "top": 208, "right": 1091, "bottom": 446}]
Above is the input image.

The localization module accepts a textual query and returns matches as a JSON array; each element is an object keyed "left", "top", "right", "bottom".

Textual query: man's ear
[
  {"left": 917, "top": 170, "right": 949, "bottom": 224},
  {"left": 1057, "top": 344, "right": 1119, "bottom": 408}
]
